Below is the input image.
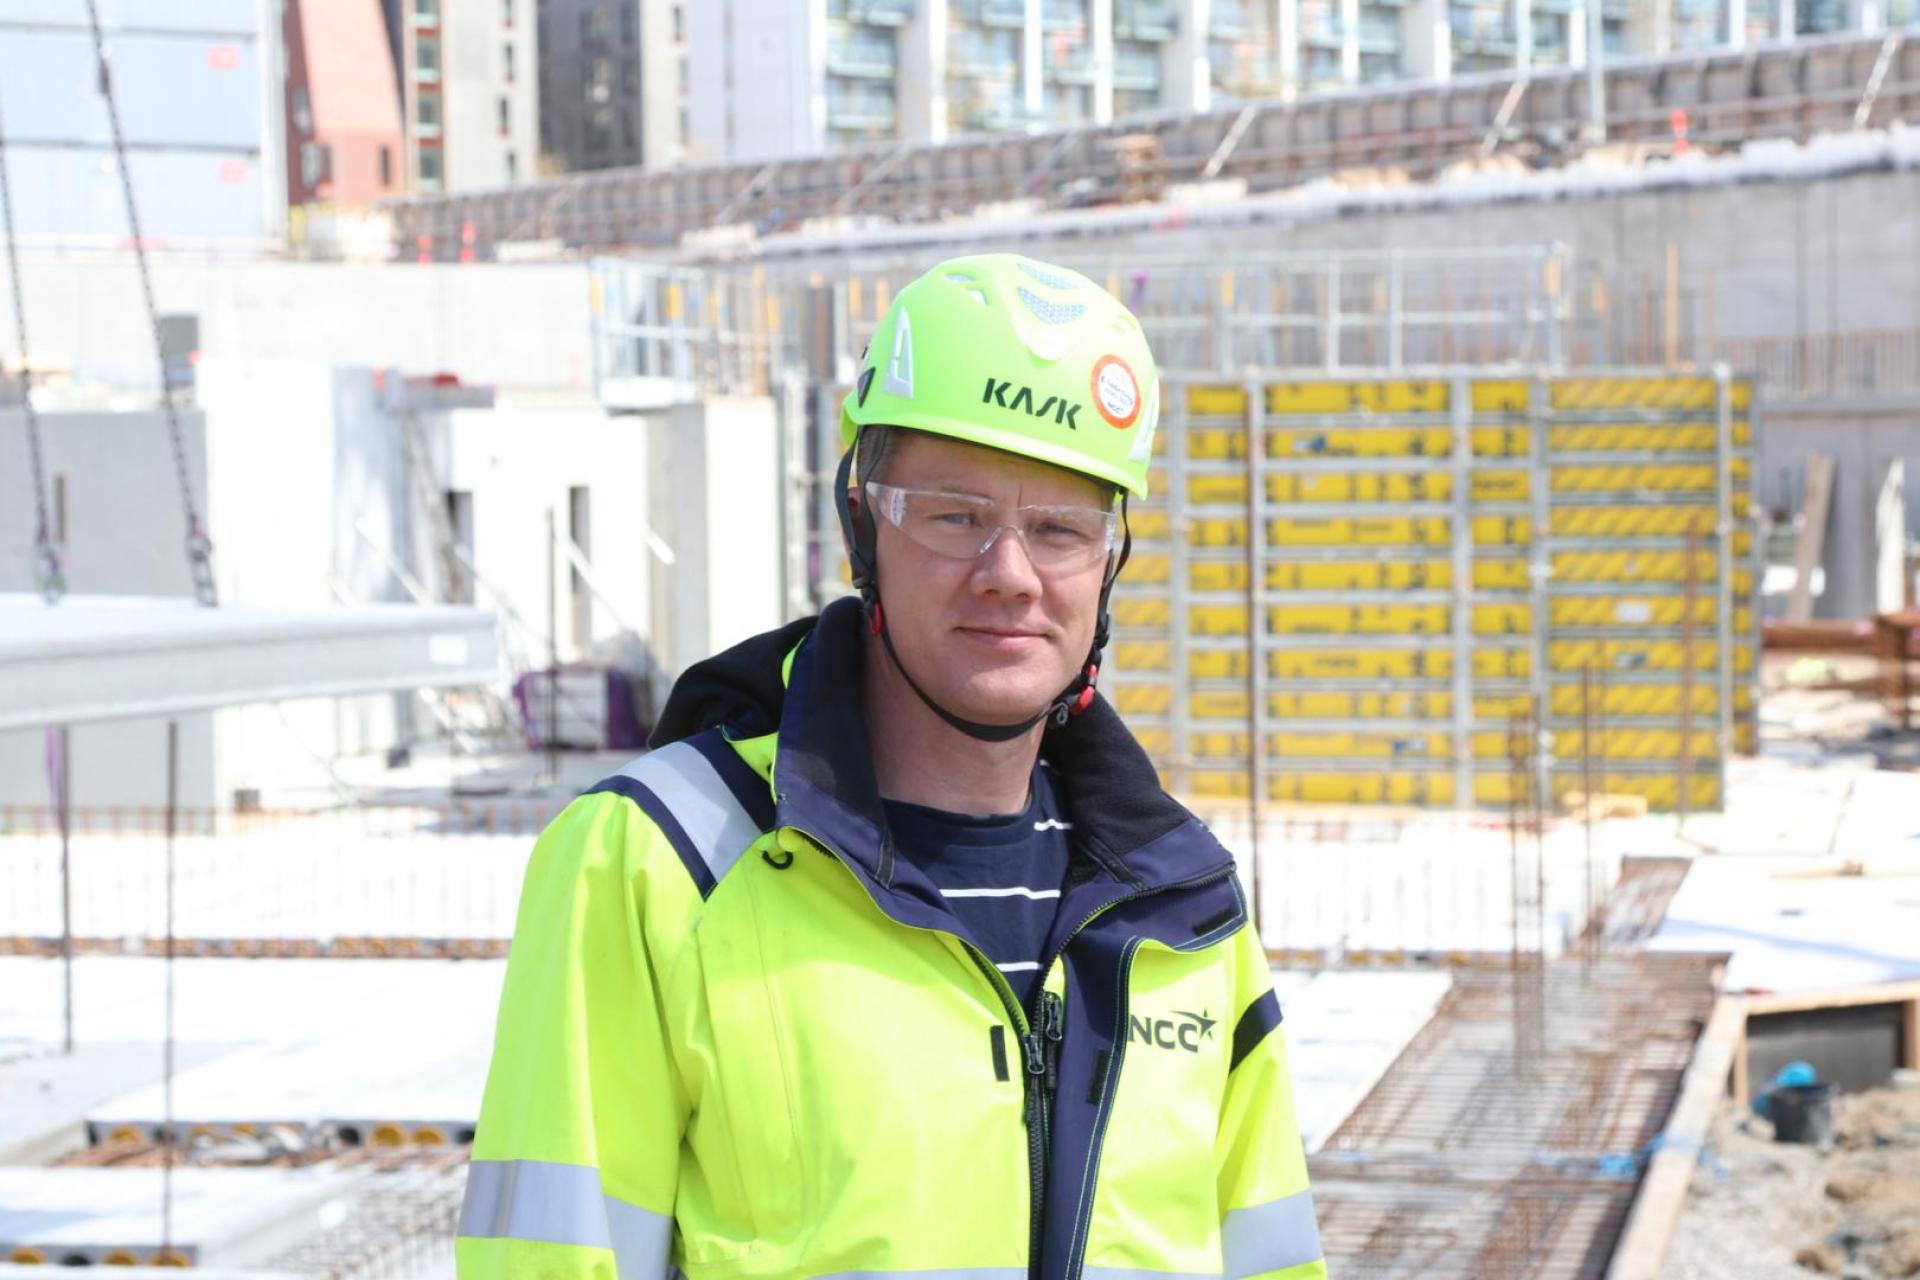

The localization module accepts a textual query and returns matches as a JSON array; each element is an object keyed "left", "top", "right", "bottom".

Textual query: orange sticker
[{"left": 1091, "top": 355, "right": 1140, "bottom": 429}]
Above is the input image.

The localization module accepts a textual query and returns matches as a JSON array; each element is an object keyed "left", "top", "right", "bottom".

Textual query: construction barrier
[{"left": 1107, "top": 370, "right": 1760, "bottom": 811}]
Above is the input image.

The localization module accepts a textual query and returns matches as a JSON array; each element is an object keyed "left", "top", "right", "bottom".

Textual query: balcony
[
  {"left": 1047, "top": 46, "right": 1099, "bottom": 83},
  {"left": 1112, "top": 49, "right": 1162, "bottom": 89},
  {"left": 953, "top": 0, "right": 1030, "bottom": 28},
  {"left": 949, "top": 32, "right": 1022, "bottom": 76},
  {"left": 1114, "top": 1, "right": 1177, "bottom": 39},
  {"left": 1358, "top": 16, "right": 1403, "bottom": 50},
  {"left": 1043, "top": 0, "right": 1090, "bottom": 30},
  {"left": 827, "top": 99, "right": 897, "bottom": 131},
  {"left": 834, "top": 0, "right": 915, "bottom": 23},
  {"left": 827, "top": 34, "right": 899, "bottom": 77}
]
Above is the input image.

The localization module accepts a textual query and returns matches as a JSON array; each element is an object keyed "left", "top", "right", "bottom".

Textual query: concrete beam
[{"left": 0, "top": 597, "right": 500, "bottom": 731}]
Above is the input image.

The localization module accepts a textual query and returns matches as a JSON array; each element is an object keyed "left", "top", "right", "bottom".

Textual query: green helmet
[{"left": 840, "top": 254, "right": 1159, "bottom": 499}]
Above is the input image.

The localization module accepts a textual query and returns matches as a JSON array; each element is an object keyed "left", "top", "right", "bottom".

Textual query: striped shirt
[{"left": 883, "top": 767, "right": 1071, "bottom": 1011}]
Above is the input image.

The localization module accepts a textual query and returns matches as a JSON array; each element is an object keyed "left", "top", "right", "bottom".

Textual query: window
[
  {"left": 498, "top": 95, "right": 511, "bottom": 136},
  {"left": 416, "top": 33, "right": 440, "bottom": 75},
  {"left": 445, "top": 492, "right": 475, "bottom": 604},
  {"left": 299, "top": 141, "right": 331, "bottom": 186},
  {"left": 673, "top": 3, "right": 685, "bottom": 41},
  {"left": 503, "top": 42, "right": 515, "bottom": 82},
  {"left": 501, "top": 0, "right": 513, "bottom": 26},
  {"left": 53, "top": 475, "right": 67, "bottom": 545},
  {"left": 505, "top": 151, "right": 518, "bottom": 182},
  {"left": 417, "top": 90, "right": 441, "bottom": 129},
  {"left": 569, "top": 486, "right": 592, "bottom": 651},
  {"left": 291, "top": 86, "right": 311, "bottom": 134},
  {"left": 414, "top": 0, "right": 438, "bottom": 19},
  {"left": 378, "top": 145, "right": 393, "bottom": 186},
  {"left": 418, "top": 148, "right": 442, "bottom": 184}
]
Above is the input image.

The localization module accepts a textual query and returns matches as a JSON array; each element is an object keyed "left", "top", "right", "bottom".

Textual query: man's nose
[{"left": 972, "top": 525, "right": 1043, "bottom": 594}]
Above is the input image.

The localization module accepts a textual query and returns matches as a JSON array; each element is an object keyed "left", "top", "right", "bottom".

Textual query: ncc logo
[{"left": 1129, "top": 1009, "right": 1218, "bottom": 1054}]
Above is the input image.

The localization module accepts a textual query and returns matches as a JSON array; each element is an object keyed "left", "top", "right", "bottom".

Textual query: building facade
[
  {"left": 537, "top": 0, "right": 687, "bottom": 174},
  {"left": 390, "top": 0, "right": 539, "bottom": 192},
  {"left": 284, "top": 0, "right": 407, "bottom": 209},
  {"left": 0, "top": 0, "right": 285, "bottom": 245},
  {"left": 686, "top": 0, "right": 1918, "bottom": 161}
]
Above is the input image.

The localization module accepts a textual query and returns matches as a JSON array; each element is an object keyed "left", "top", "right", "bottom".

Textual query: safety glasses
[{"left": 864, "top": 482, "right": 1118, "bottom": 572}]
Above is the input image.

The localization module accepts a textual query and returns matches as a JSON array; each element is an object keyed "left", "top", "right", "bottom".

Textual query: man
[{"left": 457, "top": 254, "right": 1326, "bottom": 1280}]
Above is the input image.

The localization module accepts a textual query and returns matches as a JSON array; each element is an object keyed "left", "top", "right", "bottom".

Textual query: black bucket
[{"left": 1770, "top": 1082, "right": 1838, "bottom": 1144}]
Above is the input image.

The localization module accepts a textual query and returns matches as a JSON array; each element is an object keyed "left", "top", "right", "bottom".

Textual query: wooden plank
[
  {"left": 1743, "top": 979, "right": 1920, "bottom": 1017},
  {"left": 1606, "top": 992, "right": 1749, "bottom": 1280},
  {"left": 1787, "top": 452, "right": 1836, "bottom": 623}
]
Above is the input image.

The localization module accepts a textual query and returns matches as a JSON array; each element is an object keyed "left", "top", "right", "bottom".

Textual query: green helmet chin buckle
[{"left": 833, "top": 253, "right": 1155, "bottom": 743}]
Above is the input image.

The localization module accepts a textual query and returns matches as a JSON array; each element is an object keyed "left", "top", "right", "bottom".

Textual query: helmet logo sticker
[
  {"left": 1092, "top": 355, "right": 1141, "bottom": 429},
  {"left": 983, "top": 376, "right": 1082, "bottom": 429},
  {"left": 856, "top": 365, "right": 876, "bottom": 408},
  {"left": 885, "top": 311, "right": 915, "bottom": 399}
]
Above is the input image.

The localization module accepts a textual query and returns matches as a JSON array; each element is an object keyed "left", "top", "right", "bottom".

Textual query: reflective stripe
[
  {"left": 460, "top": 1158, "right": 673, "bottom": 1277},
  {"left": 1222, "top": 1189, "right": 1323, "bottom": 1279},
  {"left": 1085, "top": 1269, "right": 1221, "bottom": 1280},
  {"left": 613, "top": 741, "right": 764, "bottom": 890}
]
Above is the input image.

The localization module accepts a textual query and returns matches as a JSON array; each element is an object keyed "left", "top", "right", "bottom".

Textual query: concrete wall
[
  {"left": 1758, "top": 403, "right": 1920, "bottom": 619},
  {"left": 0, "top": 408, "right": 217, "bottom": 809},
  {"left": 3, "top": 255, "right": 595, "bottom": 396},
  {"left": 652, "top": 396, "right": 783, "bottom": 685}
]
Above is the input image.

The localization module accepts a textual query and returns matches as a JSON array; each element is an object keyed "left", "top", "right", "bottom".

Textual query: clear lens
[{"left": 866, "top": 483, "right": 1115, "bottom": 571}]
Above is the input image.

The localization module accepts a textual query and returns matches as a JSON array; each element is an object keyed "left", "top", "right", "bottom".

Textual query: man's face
[{"left": 867, "top": 431, "right": 1112, "bottom": 727}]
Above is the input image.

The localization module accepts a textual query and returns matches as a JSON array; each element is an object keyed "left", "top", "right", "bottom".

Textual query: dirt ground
[{"left": 1665, "top": 1079, "right": 1920, "bottom": 1279}]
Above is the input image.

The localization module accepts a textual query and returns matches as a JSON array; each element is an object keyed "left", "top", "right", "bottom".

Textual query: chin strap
[{"left": 834, "top": 445, "right": 1131, "bottom": 744}]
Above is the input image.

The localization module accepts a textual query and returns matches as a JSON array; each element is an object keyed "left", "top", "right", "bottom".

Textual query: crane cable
[
  {"left": 83, "top": 0, "right": 217, "bottom": 606},
  {"left": 0, "top": 88, "right": 65, "bottom": 603}
]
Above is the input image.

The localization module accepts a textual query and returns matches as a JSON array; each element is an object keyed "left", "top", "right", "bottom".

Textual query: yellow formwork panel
[
  {"left": 1474, "top": 771, "right": 1721, "bottom": 809},
  {"left": 1189, "top": 472, "right": 1464, "bottom": 505},
  {"left": 1193, "top": 558, "right": 1456, "bottom": 592},
  {"left": 1189, "top": 517, "right": 1251, "bottom": 547},
  {"left": 1551, "top": 463, "right": 1719, "bottom": 494},
  {"left": 1265, "top": 426, "right": 1454, "bottom": 458},
  {"left": 1549, "top": 506, "right": 1717, "bottom": 538},
  {"left": 1188, "top": 771, "right": 1458, "bottom": 806},
  {"left": 1735, "top": 721, "right": 1757, "bottom": 754},
  {"left": 1545, "top": 682, "right": 1752, "bottom": 717},
  {"left": 1111, "top": 684, "right": 1175, "bottom": 716},
  {"left": 1474, "top": 560, "right": 1532, "bottom": 590},
  {"left": 1550, "top": 376, "right": 1719, "bottom": 411},
  {"left": 1471, "top": 426, "right": 1530, "bottom": 458},
  {"left": 1191, "top": 731, "right": 1453, "bottom": 760},
  {"left": 1549, "top": 422, "right": 1753, "bottom": 451},
  {"left": 1266, "top": 380, "right": 1451, "bottom": 415},
  {"left": 1265, "top": 603, "right": 1454, "bottom": 635},
  {"left": 1128, "top": 553, "right": 1171, "bottom": 584},
  {"left": 1471, "top": 515, "right": 1533, "bottom": 545},
  {"left": 1548, "top": 596, "right": 1718, "bottom": 628},
  {"left": 1474, "top": 727, "right": 1718, "bottom": 761},
  {"left": 1472, "top": 603, "right": 1534, "bottom": 635},
  {"left": 1188, "top": 428, "right": 1249, "bottom": 459},
  {"left": 1187, "top": 385, "right": 1249, "bottom": 417},
  {"left": 1189, "top": 474, "right": 1250, "bottom": 504},
  {"left": 1113, "top": 598, "right": 1173, "bottom": 629},
  {"left": 1473, "top": 692, "right": 1540, "bottom": 718},
  {"left": 1473, "top": 471, "right": 1532, "bottom": 501},
  {"left": 1550, "top": 548, "right": 1722, "bottom": 583},
  {"left": 1268, "top": 516, "right": 1453, "bottom": 546},
  {"left": 1472, "top": 380, "right": 1530, "bottom": 412},
  {"left": 1191, "top": 604, "right": 1250, "bottom": 635},
  {"left": 1135, "top": 726, "right": 1174, "bottom": 758},
  {"left": 1130, "top": 510, "right": 1173, "bottom": 539},
  {"left": 1547, "top": 638, "right": 1754, "bottom": 673},
  {"left": 1184, "top": 689, "right": 1456, "bottom": 720}
]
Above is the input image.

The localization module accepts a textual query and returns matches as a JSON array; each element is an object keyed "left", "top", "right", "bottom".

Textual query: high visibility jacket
[{"left": 458, "top": 599, "right": 1326, "bottom": 1280}]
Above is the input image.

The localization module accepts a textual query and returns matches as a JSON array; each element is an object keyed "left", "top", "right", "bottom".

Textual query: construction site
[{"left": 4, "top": 5, "right": 1920, "bottom": 1277}]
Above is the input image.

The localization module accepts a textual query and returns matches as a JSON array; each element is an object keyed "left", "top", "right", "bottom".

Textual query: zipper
[{"left": 782, "top": 823, "right": 1239, "bottom": 1280}]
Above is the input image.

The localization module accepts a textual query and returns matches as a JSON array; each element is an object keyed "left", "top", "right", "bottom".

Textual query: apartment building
[
  {"left": 537, "top": 0, "right": 688, "bottom": 173},
  {"left": 388, "top": 0, "right": 539, "bottom": 192},
  {"left": 686, "top": 0, "right": 1915, "bottom": 161}
]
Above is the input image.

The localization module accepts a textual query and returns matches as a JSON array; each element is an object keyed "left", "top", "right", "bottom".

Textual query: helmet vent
[
  {"left": 945, "top": 271, "right": 990, "bottom": 306},
  {"left": 1016, "top": 260, "right": 1078, "bottom": 291},
  {"left": 1016, "top": 286, "right": 1087, "bottom": 326}
]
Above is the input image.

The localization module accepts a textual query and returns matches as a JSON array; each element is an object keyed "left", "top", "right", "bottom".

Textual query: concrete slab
[
  {"left": 1280, "top": 969, "right": 1455, "bottom": 1153},
  {"left": 0, "top": 1167, "right": 355, "bottom": 1266},
  {"left": 0, "top": 595, "right": 500, "bottom": 731},
  {"left": 1646, "top": 852, "right": 1920, "bottom": 994},
  {"left": 0, "top": 959, "right": 504, "bottom": 1156}
]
